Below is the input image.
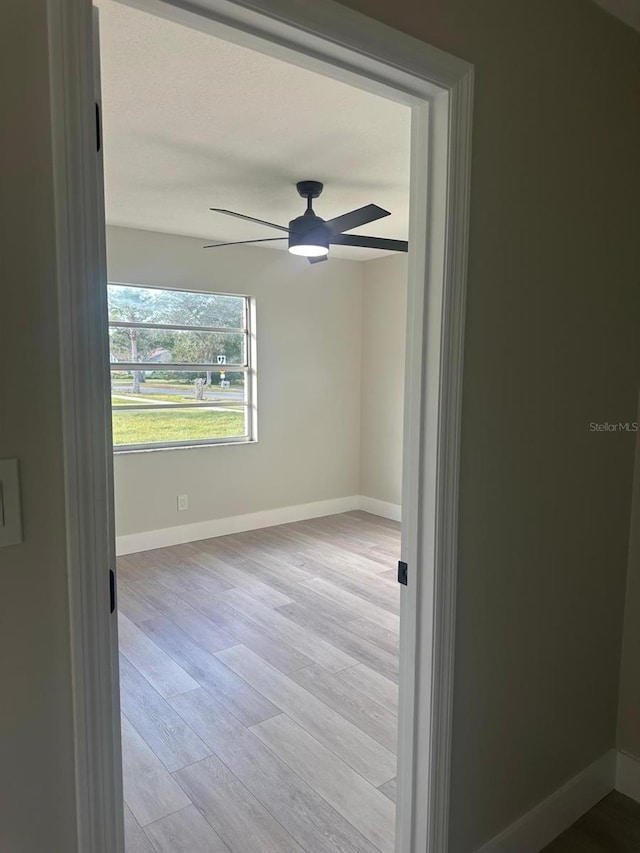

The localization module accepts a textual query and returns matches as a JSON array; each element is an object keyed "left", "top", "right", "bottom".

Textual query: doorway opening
[
  {"left": 48, "top": 1, "right": 472, "bottom": 851},
  {"left": 98, "top": 5, "right": 409, "bottom": 848}
]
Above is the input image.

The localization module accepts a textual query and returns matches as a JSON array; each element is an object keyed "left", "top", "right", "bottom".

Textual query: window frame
[{"left": 108, "top": 281, "right": 257, "bottom": 453}]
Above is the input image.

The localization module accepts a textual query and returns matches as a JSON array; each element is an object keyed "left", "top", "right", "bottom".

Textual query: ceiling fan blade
[
  {"left": 325, "top": 204, "right": 391, "bottom": 236},
  {"left": 330, "top": 234, "right": 408, "bottom": 252},
  {"left": 203, "top": 237, "right": 288, "bottom": 248},
  {"left": 308, "top": 255, "right": 328, "bottom": 265},
  {"left": 210, "top": 208, "right": 290, "bottom": 233}
]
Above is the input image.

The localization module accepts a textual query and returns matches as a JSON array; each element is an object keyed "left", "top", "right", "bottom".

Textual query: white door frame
[{"left": 47, "top": 1, "right": 473, "bottom": 851}]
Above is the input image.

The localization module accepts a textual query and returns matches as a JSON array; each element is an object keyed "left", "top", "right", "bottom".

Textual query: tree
[
  {"left": 156, "top": 291, "right": 244, "bottom": 384},
  {"left": 108, "top": 286, "right": 161, "bottom": 393},
  {"left": 108, "top": 286, "right": 245, "bottom": 392}
]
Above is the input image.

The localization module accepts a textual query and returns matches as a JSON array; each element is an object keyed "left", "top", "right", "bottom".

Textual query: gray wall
[
  {"left": 334, "top": 1, "right": 640, "bottom": 850},
  {"left": 0, "top": 2, "right": 78, "bottom": 851},
  {"left": 3, "top": 1, "right": 640, "bottom": 852},
  {"left": 109, "top": 227, "right": 406, "bottom": 543},
  {"left": 108, "top": 226, "right": 364, "bottom": 539},
  {"left": 360, "top": 254, "right": 407, "bottom": 508}
]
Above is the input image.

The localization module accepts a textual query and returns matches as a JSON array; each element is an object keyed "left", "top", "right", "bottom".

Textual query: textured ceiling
[{"left": 96, "top": 0, "right": 411, "bottom": 261}]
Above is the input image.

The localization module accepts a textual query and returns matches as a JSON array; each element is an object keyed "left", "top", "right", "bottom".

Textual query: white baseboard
[
  {"left": 358, "top": 495, "right": 402, "bottom": 522},
  {"left": 475, "top": 750, "right": 616, "bottom": 853},
  {"left": 116, "top": 494, "right": 402, "bottom": 555},
  {"left": 616, "top": 751, "right": 640, "bottom": 804},
  {"left": 115, "top": 495, "right": 358, "bottom": 555}
]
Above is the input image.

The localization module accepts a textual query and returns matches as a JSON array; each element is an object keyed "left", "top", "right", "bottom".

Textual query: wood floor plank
[
  {"left": 347, "top": 511, "right": 402, "bottom": 535},
  {"left": 336, "top": 515, "right": 401, "bottom": 559},
  {"left": 118, "top": 613, "right": 199, "bottom": 699},
  {"left": 377, "top": 569, "right": 398, "bottom": 583},
  {"left": 301, "top": 578, "right": 400, "bottom": 633},
  {"left": 250, "top": 526, "right": 381, "bottom": 579},
  {"left": 279, "top": 602, "right": 399, "bottom": 684},
  {"left": 172, "top": 591, "right": 313, "bottom": 674},
  {"left": 263, "top": 549, "right": 399, "bottom": 617},
  {"left": 149, "top": 549, "right": 235, "bottom": 598},
  {"left": 128, "top": 578, "right": 235, "bottom": 652},
  {"left": 378, "top": 779, "right": 397, "bottom": 803},
  {"left": 293, "top": 519, "right": 398, "bottom": 570},
  {"left": 220, "top": 587, "right": 359, "bottom": 672},
  {"left": 119, "top": 656, "right": 211, "bottom": 772},
  {"left": 171, "top": 689, "right": 384, "bottom": 853},
  {"left": 277, "top": 527, "right": 388, "bottom": 576},
  {"left": 215, "top": 532, "right": 315, "bottom": 585},
  {"left": 118, "top": 582, "right": 163, "bottom": 625},
  {"left": 139, "top": 616, "right": 280, "bottom": 726},
  {"left": 295, "top": 562, "right": 400, "bottom": 615},
  {"left": 121, "top": 513, "right": 401, "bottom": 853},
  {"left": 175, "top": 755, "right": 305, "bottom": 853},
  {"left": 144, "top": 805, "right": 232, "bottom": 853},
  {"left": 184, "top": 544, "right": 294, "bottom": 608},
  {"left": 330, "top": 509, "right": 401, "bottom": 534},
  {"left": 335, "top": 664, "right": 399, "bottom": 714},
  {"left": 263, "top": 518, "right": 393, "bottom": 571},
  {"left": 347, "top": 616, "right": 399, "bottom": 656},
  {"left": 252, "top": 713, "right": 396, "bottom": 853},
  {"left": 116, "top": 554, "right": 143, "bottom": 585},
  {"left": 120, "top": 714, "right": 191, "bottom": 827},
  {"left": 291, "top": 664, "right": 398, "bottom": 752},
  {"left": 192, "top": 531, "right": 350, "bottom": 622},
  {"left": 123, "top": 803, "right": 156, "bottom": 853},
  {"left": 281, "top": 580, "right": 360, "bottom": 624},
  {"left": 187, "top": 536, "right": 308, "bottom": 595},
  {"left": 216, "top": 645, "right": 396, "bottom": 786},
  {"left": 228, "top": 529, "right": 317, "bottom": 582}
]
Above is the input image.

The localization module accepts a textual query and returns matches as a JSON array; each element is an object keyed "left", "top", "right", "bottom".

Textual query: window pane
[
  {"left": 112, "top": 406, "right": 247, "bottom": 447},
  {"left": 107, "top": 285, "right": 245, "bottom": 328},
  {"left": 111, "top": 372, "right": 246, "bottom": 406},
  {"left": 109, "top": 328, "right": 245, "bottom": 365}
]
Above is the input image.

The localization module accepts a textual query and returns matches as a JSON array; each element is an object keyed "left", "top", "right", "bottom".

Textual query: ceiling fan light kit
[
  {"left": 287, "top": 184, "right": 331, "bottom": 257},
  {"left": 205, "top": 180, "right": 408, "bottom": 263},
  {"left": 288, "top": 242, "right": 329, "bottom": 258}
]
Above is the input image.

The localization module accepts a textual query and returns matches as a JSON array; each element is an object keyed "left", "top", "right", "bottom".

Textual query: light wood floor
[
  {"left": 117, "top": 511, "right": 400, "bottom": 853},
  {"left": 541, "top": 791, "right": 640, "bottom": 852}
]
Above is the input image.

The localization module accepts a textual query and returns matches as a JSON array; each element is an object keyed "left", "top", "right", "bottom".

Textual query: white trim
[
  {"left": 50, "top": 1, "right": 473, "bottom": 852},
  {"left": 48, "top": 3, "right": 124, "bottom": 852},
  {"left": 476, "top": 750, "right": 616, "bottom": 853},
  {"left": 116, "top": 495, "right": 361, "bottom": 554},
  {"left": 358, "top": 496, "right": 402, "bottom": 522},
  {"left": 616, "top": 750, "right": 640, "bottom": 803},
  {"left": 470, "top": 749, "right": 640, "bottom": 853}
]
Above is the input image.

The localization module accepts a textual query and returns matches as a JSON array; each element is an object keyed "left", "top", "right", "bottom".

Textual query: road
[{"left": 112, "top": 383, "right": 245, "bottom": 403}]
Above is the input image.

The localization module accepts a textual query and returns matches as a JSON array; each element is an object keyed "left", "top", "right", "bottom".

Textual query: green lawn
[{"left": 112, "top": 408, "right": 246, "bottom": 446}]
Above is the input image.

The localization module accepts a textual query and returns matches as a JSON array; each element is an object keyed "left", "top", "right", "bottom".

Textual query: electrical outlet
[{"left": 177, "top": 494, "right": 189, "bottom": 512}]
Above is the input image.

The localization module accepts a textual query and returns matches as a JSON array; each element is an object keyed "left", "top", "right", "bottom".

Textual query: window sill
[{"left": 113, "top": 437, "right": 257, "bottom": 455}]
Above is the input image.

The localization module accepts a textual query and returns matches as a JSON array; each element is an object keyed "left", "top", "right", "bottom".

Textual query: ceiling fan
[{"left": 204, "top": 180, "right": 409, "bottom": 264}]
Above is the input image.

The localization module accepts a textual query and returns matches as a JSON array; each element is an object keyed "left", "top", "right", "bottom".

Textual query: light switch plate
[{"left": 0, "top": 458, "right": 23, "bottom": 546}]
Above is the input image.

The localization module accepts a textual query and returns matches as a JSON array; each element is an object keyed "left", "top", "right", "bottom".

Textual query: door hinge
[
  {"left": 95, "top": 102, "right": 101, "bottom": 153},
  {"left": 109, "top": 569, "right": 115, "bottom": 613},
  {"left": 397, "top": 560, "right": 408, "bottom": 586}
]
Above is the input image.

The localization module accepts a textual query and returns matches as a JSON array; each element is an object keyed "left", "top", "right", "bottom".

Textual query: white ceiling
[{"left": 96, "top": 0, "right": 411, "bottom": 261}]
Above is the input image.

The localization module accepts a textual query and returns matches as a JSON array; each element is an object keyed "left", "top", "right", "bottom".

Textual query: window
[{"left": 108, "top": 283, "right": 255, "bottom": 451}]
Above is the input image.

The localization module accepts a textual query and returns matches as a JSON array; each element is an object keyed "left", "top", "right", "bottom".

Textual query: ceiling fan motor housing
[{"left": 288, "top": 212, "right": 331, "bottom": 254}]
